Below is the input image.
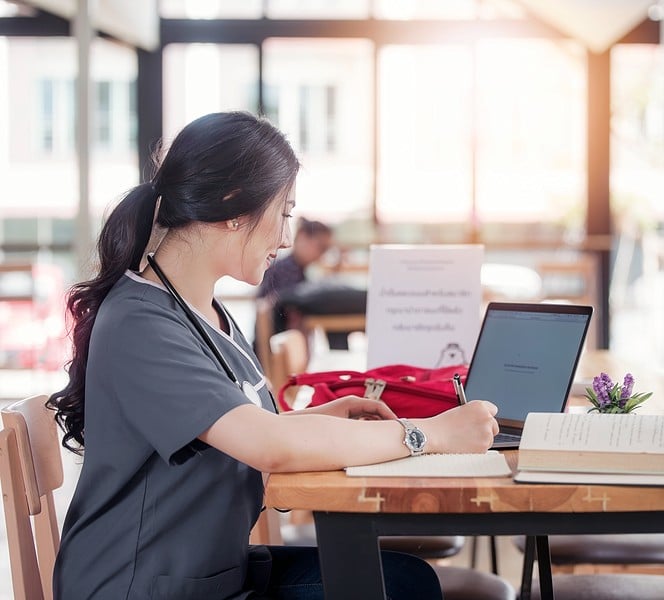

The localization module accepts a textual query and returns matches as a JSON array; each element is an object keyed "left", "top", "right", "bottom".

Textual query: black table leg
[
  {"left": 314, "top": 512, "right": 386, "bottom": 600},
  {"left": 490, "top": 535, "right": 499, "bottom": 574},
  {"left": 519, "top": 536, "right": 536, "bottom": 600},
  {"left": 535, "top": 535, "right": 555, "bottom": 600}
]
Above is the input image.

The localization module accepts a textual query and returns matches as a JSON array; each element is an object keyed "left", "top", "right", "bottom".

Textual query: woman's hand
[
  {"left": 422, "top": 400, "right": 499, "bottom": 454},
  {"left": 295, "top": 396, "right": 398, "bottom": 420}
]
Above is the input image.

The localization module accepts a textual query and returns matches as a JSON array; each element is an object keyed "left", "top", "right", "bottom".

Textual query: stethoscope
[{"left": 146, "top": 253, "right": 278, "bottom": 412}]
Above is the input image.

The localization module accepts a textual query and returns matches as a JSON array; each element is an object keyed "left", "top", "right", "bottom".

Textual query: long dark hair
[{"left": 48, "top": 112, "right": 299, "bottom": 453}]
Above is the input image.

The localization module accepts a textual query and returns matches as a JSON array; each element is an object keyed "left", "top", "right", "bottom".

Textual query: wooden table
[
  {"left": 266, "top": 451, "right": 664, "bottom": 599},
  {"left": 268, "top": 348, "right": 664, "bottom": 598}
]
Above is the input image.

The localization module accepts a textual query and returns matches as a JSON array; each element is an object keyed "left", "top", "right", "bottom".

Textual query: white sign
[{"left": 366, "top": 244, "right": 483, "bottom": 369}]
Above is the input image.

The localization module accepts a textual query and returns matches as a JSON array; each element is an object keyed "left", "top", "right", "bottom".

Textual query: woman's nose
[{"left": 280, "top": 222, "right": 293, "bottom": 249}]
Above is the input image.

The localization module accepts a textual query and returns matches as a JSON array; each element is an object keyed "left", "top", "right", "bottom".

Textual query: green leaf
[
  {"left": 623, "top": 393, "right": 652, "bottom": 412},
  {"left": 609, "top": 383, "right": 621, "bottom": 402}
]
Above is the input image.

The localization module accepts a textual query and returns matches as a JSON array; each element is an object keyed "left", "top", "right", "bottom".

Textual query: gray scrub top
[{"left": 53, "top": 272, "right": 276, "bottom": 600}]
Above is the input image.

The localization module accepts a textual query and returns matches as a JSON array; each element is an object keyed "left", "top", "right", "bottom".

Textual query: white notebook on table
[{"left": 345, "top": 451, "right": 512, "bottom": 478}]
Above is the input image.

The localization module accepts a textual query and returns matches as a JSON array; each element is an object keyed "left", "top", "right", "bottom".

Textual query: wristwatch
[{"left": 398, "top": 418, "right": 427, "bottom": 456}]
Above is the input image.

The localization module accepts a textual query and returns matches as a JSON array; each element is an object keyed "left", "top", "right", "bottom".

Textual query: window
[
  {"left": 376, "top": 39, "right": 586, "bottom": 243},
  {"left": 377, "top": 45, "right": 474, "bottom": 223},
  {"left": 36, "top": 78, "right": 75, "bottom": 155},
  {"left": 263, "top": 38, "right": 373, "bottom": 224},
  {"left": 373, "top": 0, "right": 526, "bottom": 19},
  {"left": 475, "top": 39, "right": 586, "bottom": 238},
  {"left": 297, "top": 84, "right": 337, "bottom": 154},
  {"left": 163, "top": 44, "right": 259, "bottom": 140},
  {"left": 267, "top": 0, "right": 370, "bottom": 19},
  {"left": 94, "top": 80, "right": 137, "bottom": 153},
  {"left": 38, "top": 80, "right": 54, "bottom": 151},
  {"left": 96, "top": 81, "right": 112, "bottom": 148},
  {"left": 610, "top": 44, "right": 664, "bottom": 364},
  {"left": 160, "top": 0, "right": 262, "bottom": 18},
  {"left": 3, "top": 37, "right": 138, "bottom": 251},
  {"left": 611, "top": 45, "right": 664, "bottom": 227}
]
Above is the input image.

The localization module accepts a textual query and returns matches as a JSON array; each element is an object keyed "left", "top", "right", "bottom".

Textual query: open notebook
[{"left": 345, "top": 452, "right": 512, "bottom": 478}]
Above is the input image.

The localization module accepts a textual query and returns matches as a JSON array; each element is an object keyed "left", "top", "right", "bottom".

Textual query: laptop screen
[{"left": 464, "top": 303, "right": 592, "bottom": 428}]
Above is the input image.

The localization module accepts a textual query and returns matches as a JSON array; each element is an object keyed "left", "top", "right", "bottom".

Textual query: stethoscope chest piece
[{"left": 242, "top": 381, "right": 262, "bottom": 407}]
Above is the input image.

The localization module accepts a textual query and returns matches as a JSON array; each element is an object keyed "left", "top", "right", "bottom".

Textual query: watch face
[{"left": 407, "top": 428, "right": 426, "bottom": 450}]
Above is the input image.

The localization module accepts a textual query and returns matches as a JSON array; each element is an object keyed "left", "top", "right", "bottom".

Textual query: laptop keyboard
[{"left": 493, "top": 432, "right": 521, "bottom": 444}]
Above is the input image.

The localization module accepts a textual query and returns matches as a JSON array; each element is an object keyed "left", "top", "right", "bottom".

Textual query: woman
[{"left": 49, "top": 111, "right": 498, "bottom": 599}]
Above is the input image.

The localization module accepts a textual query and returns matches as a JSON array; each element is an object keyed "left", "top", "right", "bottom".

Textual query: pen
[{"left": 453, "top": 373, "right": 467, "bottom": 405}]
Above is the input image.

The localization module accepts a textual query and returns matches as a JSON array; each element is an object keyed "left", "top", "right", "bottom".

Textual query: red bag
[{"left": 277, "top": 364, "right": 468, "bottom": 418}]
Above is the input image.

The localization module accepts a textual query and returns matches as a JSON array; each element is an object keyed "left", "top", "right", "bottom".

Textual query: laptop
[{"left": 463, "top": 302, "right": 593, "bottom": 449}]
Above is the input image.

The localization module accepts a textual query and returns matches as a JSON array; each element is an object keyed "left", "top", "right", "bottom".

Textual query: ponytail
[{"left": 47, "top": 182, "right": 159, "bottom": 453}]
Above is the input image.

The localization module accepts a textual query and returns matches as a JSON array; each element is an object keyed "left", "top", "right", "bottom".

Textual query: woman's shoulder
[
  {"left": 105, "top": 271, "right": 170, "bottom": 308},
  {"left": 97, "top": 272, "right": 184, "bottom": 332}
]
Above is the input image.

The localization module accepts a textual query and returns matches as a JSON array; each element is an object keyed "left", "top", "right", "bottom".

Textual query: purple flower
[
  {"left": 593, "top": 373, "right": 612, "bottom": 407},
  {"left": 621, "top": 373, "right": 634, "bottom": 400}
]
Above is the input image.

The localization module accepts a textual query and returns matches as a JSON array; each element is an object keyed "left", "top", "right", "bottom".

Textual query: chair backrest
[
  {"left": 254, "top": 297, "right": 276, "bottom": 381},
  {"left": 1, "top": 394, "right": 63, "bottom": 600},
  {"left": 269, "top": 329, "right": 309, "bottom": 408}
]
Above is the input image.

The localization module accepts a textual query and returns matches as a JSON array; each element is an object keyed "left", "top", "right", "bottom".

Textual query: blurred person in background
[{"left": 256, "top": 216, "right": 333, "bottom": 334}]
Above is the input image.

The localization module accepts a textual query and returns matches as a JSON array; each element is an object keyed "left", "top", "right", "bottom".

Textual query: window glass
[
  {"left": 373, "top": 0, "right": 525, "bottom": 19},
  {"left": 475, "top": 39, "right": 586, "bottom": 238},
  {"left": 377, "top": 45, "right": 473, "bottom": 223},
  {"left": 611, "top": 45, "right": 664, "bottom": 228},
  {"left": 160, "top": 0, "right": 262, "bottom": 18},
  {"left": 163, "top": 44, "right": 259, "bottom": 140},
  {"left": 0, "top": 0, "right": 34, "bottom": 16},
  {"left": 263, "top": 38, "right": 373, "bottom": 224},
  {"left": 2, "top": 218, "right": 38, "bottom": 244},
  {"left": 52, "top": 218, "right": 76, "bottom": 246},
  {"left": 96, "top": 81, "right": 112, "bottom": 148},
  {"left": 267, "top": 0, "right": 370, "bottom": 19},
  {"left": 610, "top": 44, "right": 664, "bottom": 365},
  {"left": 2, "top": 36, "right": 137, "bottom": 252}
]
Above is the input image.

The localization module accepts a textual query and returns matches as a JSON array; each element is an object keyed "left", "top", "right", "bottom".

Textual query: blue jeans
[{"left": 254, "top": 545, "right": 443, "bottom": 600}]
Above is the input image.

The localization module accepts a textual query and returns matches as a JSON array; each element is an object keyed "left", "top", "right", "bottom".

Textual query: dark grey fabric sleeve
[{"left": 91, "top": 295, "right": 249, "bottom": 465}]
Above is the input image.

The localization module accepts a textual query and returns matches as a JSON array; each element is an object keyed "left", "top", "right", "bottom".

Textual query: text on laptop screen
[{"left": 463, "top": 309, "right": 590, "bottom": 422}]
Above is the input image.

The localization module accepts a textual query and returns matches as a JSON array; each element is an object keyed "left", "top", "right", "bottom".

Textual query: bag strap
[{"left": 277, "top": 370, "right": 365, "bottom": 411}]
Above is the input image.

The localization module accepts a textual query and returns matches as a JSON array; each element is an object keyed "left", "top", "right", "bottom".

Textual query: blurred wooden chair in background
[
  {"left": 268, "top": 329, "right": 310, "bottom": 409},
  {"left": 537, "top": 254, "right": 600, "bottom": 349},
  {"left": 1, "top": 394, "right": 62, "bottom": 600},
  {"left": 254, "top": 298, "right": 276, "bottom": 381}
]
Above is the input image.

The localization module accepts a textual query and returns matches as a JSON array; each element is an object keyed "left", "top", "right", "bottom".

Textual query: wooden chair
[
  {"left": 254, "top": 297, "right": 276, "bottom": 381},
  {"left": 537, "top": 255, "right": 600, "bottom": 349},
  {"left": 269, "top": 329, "right": 310, "bottom": 409},
  {"left": 1, "top": 394, "right": 63, "bottom": 600}
]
